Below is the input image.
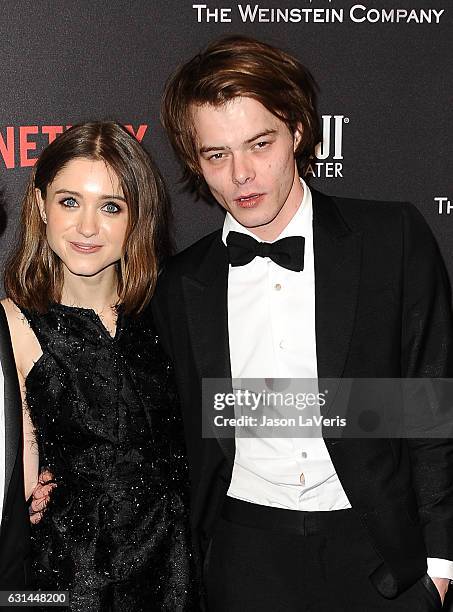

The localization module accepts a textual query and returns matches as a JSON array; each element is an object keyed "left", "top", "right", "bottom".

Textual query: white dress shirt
[
  {"left": 225, "top": 180, "right": 351, "bottom": 511},
  {"left": 223, "top": 179, "right": 452, "bottom": 579}
]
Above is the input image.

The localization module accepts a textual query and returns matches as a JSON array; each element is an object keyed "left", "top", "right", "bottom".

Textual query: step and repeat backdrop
[{"left": 0, "top": 0, "right": 451, "bottom": 288}]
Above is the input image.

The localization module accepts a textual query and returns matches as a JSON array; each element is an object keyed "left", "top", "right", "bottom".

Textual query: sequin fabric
[{"left": 21, "top": 304, "right": 200, "bottom": 611}]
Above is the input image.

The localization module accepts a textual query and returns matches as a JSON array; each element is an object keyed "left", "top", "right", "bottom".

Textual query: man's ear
[
  {"left": 35, "top": 188, "right": 47, "bottom": 224},
  {"left": 293, "top": 124, "right": 303, "bottom": 151}
]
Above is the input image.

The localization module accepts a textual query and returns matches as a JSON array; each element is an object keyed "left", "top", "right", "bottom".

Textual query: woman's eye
[
  {"left": 209, "top": 153, "right": 224, "bottom": 161},
  {"left": 102, "top": 202, "right": 121, "bottom": 214},
  {"left": 60, "top": 197, "right": 78, "bottom": 208}
]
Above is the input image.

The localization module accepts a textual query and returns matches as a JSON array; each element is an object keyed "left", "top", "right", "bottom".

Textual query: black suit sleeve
[{"left": 401, "top": 203, "right": 453, "bottom": 561}]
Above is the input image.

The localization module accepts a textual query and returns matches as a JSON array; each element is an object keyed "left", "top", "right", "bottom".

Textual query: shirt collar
[{"left": 222, "top": 178, "right": 312, "bottom": 245}]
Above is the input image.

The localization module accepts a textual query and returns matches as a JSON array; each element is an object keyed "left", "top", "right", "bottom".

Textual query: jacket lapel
[
  {"left": 0, "top": 304, "right": 21, "bottom": 517},
  {"left": 312, "top": 189, "right": 362, "bottom": 388},
  {"left": 182, "top": 233, "right": 235, "bottom": 463}
]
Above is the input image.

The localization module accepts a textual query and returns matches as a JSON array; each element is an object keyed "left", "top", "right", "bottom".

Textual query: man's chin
[
  {"left": 225, "top": 203, "right": 277, "bottom": 228},
  {"left": 233, "top": 213, "right": 278, "bottom": 230}
]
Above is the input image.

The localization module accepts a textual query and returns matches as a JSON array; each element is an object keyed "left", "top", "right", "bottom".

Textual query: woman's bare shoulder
[
  {"left": 1, "top": 297, "right": 26, "bottom": 327},
  {"left": 0, "top": 297, "right": 32, "bottom": 334},
  {"left": 0, "top": 298, "right": 42, "bottom": 377}
]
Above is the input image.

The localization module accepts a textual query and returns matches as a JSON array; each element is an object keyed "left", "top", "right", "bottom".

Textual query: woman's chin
[{"left": 63, "top": 262, "right": 111, "bottom": 279}]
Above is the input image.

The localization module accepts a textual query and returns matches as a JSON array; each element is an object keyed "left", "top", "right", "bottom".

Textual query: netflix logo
[{"left": 0, "top": 124, "right": 148, "bottom": 169}]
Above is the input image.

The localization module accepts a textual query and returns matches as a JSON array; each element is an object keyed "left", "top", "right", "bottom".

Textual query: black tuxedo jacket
[
  {"left": 153, "top": 189, "right": 453, "bottom": 598},
  {"left": 0, "top": 305, "right": 30, "bottom": 589}
]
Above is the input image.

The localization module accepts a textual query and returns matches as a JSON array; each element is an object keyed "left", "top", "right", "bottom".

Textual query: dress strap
[{"left": 18, "top": 306, "right": 49, "bottom": 351}]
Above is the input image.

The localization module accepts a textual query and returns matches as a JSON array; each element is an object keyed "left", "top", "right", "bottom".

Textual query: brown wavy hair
[
  {"left": 4, "top": 121, "right": 173, "bottom": 314},
  {"left": 161, "top": 35, "right": 321, "bottom": 198}
]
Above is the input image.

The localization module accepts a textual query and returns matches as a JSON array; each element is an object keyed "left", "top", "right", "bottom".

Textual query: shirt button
[
  {"left": 301, "top": 451, "right": 307, "bottom": 459},
  {"left": 274, "top": 283, "right": 282, "bottom": 291},
  {"left": 279, "top": 340, "right": 285, "bottom": 349},
  {"left": 299, "top": 473, "right": 306, "bottom": 485}
]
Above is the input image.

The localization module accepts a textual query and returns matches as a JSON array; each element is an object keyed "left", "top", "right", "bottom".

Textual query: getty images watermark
[
  {"left": 202, "top": 378, "right": 453, "bottom": 439},
  {"left": 212, "top": 387, "right": 346, "bottom": 430}
]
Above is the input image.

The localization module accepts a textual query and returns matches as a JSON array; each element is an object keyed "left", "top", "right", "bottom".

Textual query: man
[
  {"left": 155, "top": 36, "right": 453, "bottom": 610},
  {"left": 0, "top": 304, "right": 30, "bottom": 589}
]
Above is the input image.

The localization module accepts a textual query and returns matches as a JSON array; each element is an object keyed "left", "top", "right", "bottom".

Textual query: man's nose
[{"left": 232, "top": 154, "right": 255, "bottom": 186}]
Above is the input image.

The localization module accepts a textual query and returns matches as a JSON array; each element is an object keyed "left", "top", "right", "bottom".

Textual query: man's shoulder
[
  {"left": 177, "top": 228, "right": 223, "bottom": 258},
  {"left": 158, "top": 228, "right": 223, "bottom": 283},
  {"left": 329, "top": 191, "right": 411, "bottom": 220},
  {"left": 317, "top": 189, "right": 429, "bottom": 235}
]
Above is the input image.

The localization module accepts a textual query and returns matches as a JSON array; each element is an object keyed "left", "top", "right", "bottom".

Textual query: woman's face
[{"left": 37, "top": 158, "right": 129, "bottom": 279}]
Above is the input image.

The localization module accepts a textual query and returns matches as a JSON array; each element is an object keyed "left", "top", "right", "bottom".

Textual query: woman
[{"left": 2, "top": 122, "right": 199, "bottom": 610}]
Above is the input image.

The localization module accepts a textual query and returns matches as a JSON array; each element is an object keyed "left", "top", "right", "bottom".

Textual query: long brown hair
[
  {"left": 4, "top": 121, "right": 173, "bottom": 314},
  {"left": 161, "top": 35, "right": 320, "bottom": 198}
]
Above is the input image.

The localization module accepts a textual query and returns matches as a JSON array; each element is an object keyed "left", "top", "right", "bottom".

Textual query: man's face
[{"left": 192, "top": 96, "right": 304, "bottom": 240}]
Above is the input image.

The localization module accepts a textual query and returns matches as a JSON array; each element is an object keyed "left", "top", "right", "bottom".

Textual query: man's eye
[
  {"left": 102, "top": 202, "right": 121, "bottom": 214},
  {"left": 60, "top": 197, "right": 78, "bottom": 208},
  {"left": 255, "top": 141, "right": 269, "bottom": 149}
]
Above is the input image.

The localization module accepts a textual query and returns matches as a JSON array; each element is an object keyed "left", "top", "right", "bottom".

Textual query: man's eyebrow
[
  {"left": 199, "top": 129, "right": 277, "bottom": 154},
  {"left": 244, "top": 129, "right": 277, "bottom": 144},
  {"left": 199, "top": 144, "right": 230, "bottom": 154},
  {"left": 54, "top": 189, "right": 126, "bottom": 202}
]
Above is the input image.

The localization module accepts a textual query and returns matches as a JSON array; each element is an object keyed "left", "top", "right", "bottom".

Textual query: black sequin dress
[{"left": 21, "top": 304, "right": 199, "bottom": 611}]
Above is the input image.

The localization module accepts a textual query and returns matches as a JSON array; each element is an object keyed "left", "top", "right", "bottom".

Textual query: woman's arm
[{"left": 19, "top": 369, "right": 39, "bottom": 500}]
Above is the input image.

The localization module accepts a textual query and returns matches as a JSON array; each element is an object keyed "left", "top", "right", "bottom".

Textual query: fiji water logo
[{"left": 306, "top": 114, "right": 349, "bottom": 179}]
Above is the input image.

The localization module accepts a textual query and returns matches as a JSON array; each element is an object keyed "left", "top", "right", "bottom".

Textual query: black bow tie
[{"left": 226, "top": 231, "right": 305, "bottom": 272}]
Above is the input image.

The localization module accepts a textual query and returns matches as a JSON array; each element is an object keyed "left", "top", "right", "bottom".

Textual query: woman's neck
[{"left": 60, "top": 267, "right": 119, "bottom": 314}]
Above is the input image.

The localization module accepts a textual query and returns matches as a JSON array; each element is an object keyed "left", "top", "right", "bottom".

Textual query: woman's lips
[
  {"left": 69, "top": 242, "right": 103, "bottom": 254},
  {"left": 234, "top": 193, "right": 264, "bottom": 208}
]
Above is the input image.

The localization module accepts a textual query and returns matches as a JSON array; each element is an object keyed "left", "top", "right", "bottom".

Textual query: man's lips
[
  {"left": 69, "top": 241, "right": 103, "bottom": 254},
  {"left": 234, "top": 193, "right": 265, "bottom": 208}
]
